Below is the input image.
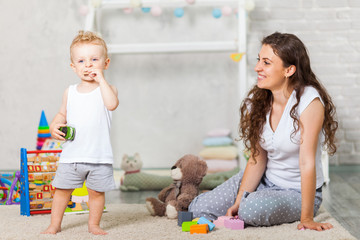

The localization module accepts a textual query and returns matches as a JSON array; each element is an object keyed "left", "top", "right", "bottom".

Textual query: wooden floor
[
  {"left": 321, "top": 165, "right": 360, "bottom": 238},
  {"left": 106, "top": 165, "right": 360, "bottom": 238}
]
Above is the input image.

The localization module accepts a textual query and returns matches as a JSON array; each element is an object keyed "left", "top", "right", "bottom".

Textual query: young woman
[{"left": 189, "top": 32, "right": 338, "bottom": 231}]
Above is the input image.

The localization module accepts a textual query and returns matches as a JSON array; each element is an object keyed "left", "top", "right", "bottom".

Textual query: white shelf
[
  {"left": 86, "top": 0, "right": 250, "bottom": 169},
  {"left": 108, "top": 41, "right": 237, "bottom": 54},
  {"left": 101, "top": 0, "right": 241, "bottom": 8}
]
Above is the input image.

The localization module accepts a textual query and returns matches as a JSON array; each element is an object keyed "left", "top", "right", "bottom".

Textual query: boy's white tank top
[{"left": 60, "top": 84, "right": 114, "bottom": 164}]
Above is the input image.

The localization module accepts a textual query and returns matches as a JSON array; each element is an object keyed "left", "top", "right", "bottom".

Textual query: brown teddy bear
[{"left": 145, "top": 154, "right": 207, "bottom": 219}]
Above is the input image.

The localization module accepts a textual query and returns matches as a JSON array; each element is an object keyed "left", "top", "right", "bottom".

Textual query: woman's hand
[
  {"left": 226, "top": 203, "right": 240, "bottom": 217},
  {"left": 297, "top": 220, "right": 333, "bottom": 231}
]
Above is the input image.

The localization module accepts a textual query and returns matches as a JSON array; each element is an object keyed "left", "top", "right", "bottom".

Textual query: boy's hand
[
  {"left": 88, "top": 69, "right": 105, "bottom": 83},
  {"left": 50, "top": 123, "right": 66, "bottom": 141}
]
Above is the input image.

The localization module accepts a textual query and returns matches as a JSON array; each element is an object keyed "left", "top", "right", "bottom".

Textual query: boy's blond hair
[{"left": 70, "top": 30, "right": 108, "bottom": 61}]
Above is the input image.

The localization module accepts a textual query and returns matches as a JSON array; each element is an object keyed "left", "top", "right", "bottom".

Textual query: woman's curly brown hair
[{"left": 239, "top": 32, "right": 338, "bottom": 159}]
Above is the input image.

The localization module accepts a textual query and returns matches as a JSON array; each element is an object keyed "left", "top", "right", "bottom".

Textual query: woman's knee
[
  {"left": 238, "top": 192, "right": 301, "bottom": 226},
  {"left": 238, "top": 199, "right": 269, "bottom": 226}
]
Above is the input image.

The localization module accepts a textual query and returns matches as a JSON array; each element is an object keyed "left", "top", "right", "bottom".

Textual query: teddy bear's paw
[
  {"left": 145, "top": 200, "right": 156, "bottom": 216},
  {"left": 166, "top": 204, "right": 178, "bottom": 219}
]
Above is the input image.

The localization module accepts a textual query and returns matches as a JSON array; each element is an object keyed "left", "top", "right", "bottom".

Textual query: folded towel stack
[{"left": 199, "top": 128, "right": 238, "bottom": 173}]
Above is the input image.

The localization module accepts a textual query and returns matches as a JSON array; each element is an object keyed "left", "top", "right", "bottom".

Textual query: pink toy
[
  {"left": 186, "top": 0, "right": 196, "bottom": 4},
  {"left": 123, "top": 8, "right": 134, "bottom": 14},
  {"left": 78, "top": 5, "right": 89, "bottom": 16},
  {"left": 151, "top": 6, "right": 162, "bottom": 16},
  {"left": 213, "top": 216, "right": 232, "bottom": 227},
  {"left": 221, "top": 6, "right": 233, "bottom": 16},
  {"left": 224, "top": 217, "right": 244, "bottom": 230}
]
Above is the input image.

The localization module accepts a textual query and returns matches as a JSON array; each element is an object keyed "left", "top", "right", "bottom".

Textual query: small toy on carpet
[
  {"left": 190, "top": 224, "right": 209, "bottom": 234},
  {"left": 178, "top": 211, "right": 193, "bottom": 226},
  {"left": 178, "top": 212, "right": 215, "bottom": 235},
  {"left": 224, "top": 216, "right": 244, "bottom": 230},
  {"left": 197, "top": 216, "right": 215, "bottom": 231},
  {"left": 213, "top": 216, "right": 232, "bottom": 227},
  {"left": 68, "top": 182, "right": 89, "bottom": 212},
  {"left": 145, "top": 154, "right": 207, "bottom": 219}
]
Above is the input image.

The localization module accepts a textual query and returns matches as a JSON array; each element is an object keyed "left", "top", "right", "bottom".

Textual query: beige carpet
[{"left": 0, "top": 204, "right": 356, "bottom": 240}]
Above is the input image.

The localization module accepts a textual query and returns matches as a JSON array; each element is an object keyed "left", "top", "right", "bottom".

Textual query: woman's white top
[
  {"left": 60, "top": 84, "right": 114, "bottom": 164},
  {"left": 260, "top": 86, "right": 324, "bottom": 190}
]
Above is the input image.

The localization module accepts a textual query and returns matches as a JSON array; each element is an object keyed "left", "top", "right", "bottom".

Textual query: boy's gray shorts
[{"left": 52, "top": 163, "right": 116, "bottom": 192}]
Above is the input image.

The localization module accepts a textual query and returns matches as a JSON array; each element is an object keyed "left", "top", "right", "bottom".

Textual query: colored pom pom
[
  {"left": 222, "top": 6, "right": 232, "bottom": 16},
  {"left": 130, "top": 0, "right": 141, "bottom": 8},
  {"left": 245, "top": 0, "right": 256, "bottom": 11},
  {"left": 123, "top": 8, "right": 133, "bottom": 14},
  {"left": 141, "top": 7, "right": 151, "bottom": 13},
  {"left": 79, "top": 5, "right": 89, "bottom": 16},
  {"left": 174, "top": 8, "right": 184, "bottom": 18},
  {"left": 91, "top": 0, "right": 102, "bottom": 8},
  {"left": 212, "top": 8, "right": 222, "bottom": 19},
  {"left": 151, "top": 6, "right": 162, "bottom": 16}
]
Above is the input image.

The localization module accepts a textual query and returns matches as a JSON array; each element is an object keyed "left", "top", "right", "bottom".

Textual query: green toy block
[
  {"left": 59, "top": 126, "right": 76, "bottom": 141},
  {"left": 182, "top": 221, "right": 198, "bottom": 232}
]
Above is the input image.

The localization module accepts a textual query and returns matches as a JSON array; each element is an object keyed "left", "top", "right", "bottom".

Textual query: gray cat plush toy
[
  {"left": 120, "top": 153, "right": 173, "bottom": 191},
  {"left": 120, "top": 153, "right": 239, "bottom": 192}
]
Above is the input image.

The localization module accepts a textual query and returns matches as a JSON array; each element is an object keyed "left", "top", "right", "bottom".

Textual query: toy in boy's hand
[
  {"left": 59, "top": 126, "right": 75, "bottom": 141},
  {"left": 145, "top": 154, "right": 207, "bottom": 219}
]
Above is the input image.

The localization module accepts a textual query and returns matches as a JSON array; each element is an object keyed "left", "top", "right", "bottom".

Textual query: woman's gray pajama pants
[{"left": 188, "top": 171, "right": 322, "bottom": 226}]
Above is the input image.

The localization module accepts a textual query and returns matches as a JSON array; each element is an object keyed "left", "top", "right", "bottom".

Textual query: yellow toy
[
  {"left": 230, "top": 53, "right": 245, "bottom": 62},
  {"left": 70, "top": 182, "right": 89, "bottom": 211}
]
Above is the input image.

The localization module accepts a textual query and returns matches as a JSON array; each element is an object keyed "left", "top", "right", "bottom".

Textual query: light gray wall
[
  {"left": 0, "top": 0, "right": 87, "bottom": 170},
  {"left": 1, "top": 0, "right": 359, "bottom": 170},
  {"left": 246, "top": 0, "right": 360, "bottom": 165}
]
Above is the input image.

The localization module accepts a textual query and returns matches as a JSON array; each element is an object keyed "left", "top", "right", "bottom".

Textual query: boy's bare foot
[
  {"left": 89, "top": 225, "right": 108, "bottom": 235},
  {"left": 41, "top": 225, "right": 61, "bottom": 234}
]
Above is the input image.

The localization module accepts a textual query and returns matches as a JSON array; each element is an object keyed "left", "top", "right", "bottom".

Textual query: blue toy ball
[
  {"left": 174, "top": 8, "right": 184, "bottom": 18},
  {"left": 212, "top": 8, "right": 222, "bottom": 19},
  {"left": 141, "top": 7, "right": 151, "bottom": 13}
]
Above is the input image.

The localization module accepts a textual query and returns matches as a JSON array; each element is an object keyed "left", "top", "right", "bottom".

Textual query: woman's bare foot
[
  {"left": 41, "top": 225, "right": 61, "bottom": 234},
  {"left": 88, "top": 225, "right": 108, "bottom": 235}
]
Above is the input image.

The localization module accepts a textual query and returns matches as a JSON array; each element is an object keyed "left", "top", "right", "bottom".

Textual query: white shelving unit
[{"left": 84, "top": 0, "right": 251, "bottom": 170}]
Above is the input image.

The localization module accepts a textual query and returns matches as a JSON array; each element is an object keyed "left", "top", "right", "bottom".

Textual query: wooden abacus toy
[{"left": 20, "top": 148, "right": 61, "bottom": 216}]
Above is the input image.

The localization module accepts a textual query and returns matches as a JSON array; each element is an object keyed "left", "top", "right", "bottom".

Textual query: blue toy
[
  {"left": 212, "top": 8, "right": 222, "bottom": 19},
  {"left": 174, "top": 8, "right": 184, "bottom": 18},
  {"left": 141, "top": 7, "right": 151, "bottom": 13},
  {"left": 198, "top": 217, "right": 215, "bottom": 231}
]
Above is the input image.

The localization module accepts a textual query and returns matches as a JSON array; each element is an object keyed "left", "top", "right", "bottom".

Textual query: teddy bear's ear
[
  {"left": 122, "top": 154, "right": 128, "bottom": 161},
  {"left": 198, "top": 159, "right": 208, "bottom": 177}
]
